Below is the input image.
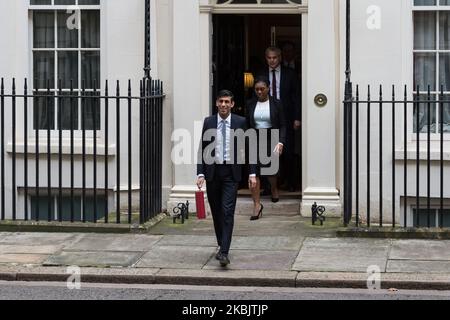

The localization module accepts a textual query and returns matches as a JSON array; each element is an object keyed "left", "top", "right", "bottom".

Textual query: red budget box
[{"left": 195, "top": 190, "right": 206, "bottom": 219}]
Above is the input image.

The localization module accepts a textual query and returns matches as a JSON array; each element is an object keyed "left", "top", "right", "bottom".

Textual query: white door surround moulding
[
  {"left": 169, "top": 185, "right": 200, "bottom": 199},
  {"left": 301, "top": 187, "right": 341, "bottom": 218},
  {"left": 199, "top": 4, "right": 308, "bottom": 14},
  {"left": 302, "top": 187, "right": 340, "bottom": 201},
  {"left": 168, "top": 1, "right": 309, "bottom": 208}
]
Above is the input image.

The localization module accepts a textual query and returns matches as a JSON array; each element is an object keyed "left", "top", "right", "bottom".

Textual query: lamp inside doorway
[{"left": 244, "top": 72, "right": 254, "bottom": 90}]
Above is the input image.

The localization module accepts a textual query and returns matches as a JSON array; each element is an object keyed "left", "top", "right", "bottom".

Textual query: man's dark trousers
[
  {"left": 197, "top": 114, "right": 256, "bottom": 257},
  {"left": 206, "top": 164, "right": 238, "bottom": 255}
]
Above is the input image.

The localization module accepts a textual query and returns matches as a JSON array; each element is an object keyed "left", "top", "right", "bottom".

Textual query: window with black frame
[
  {"left": 413, "top": 0, "right": 450, "bottom": 134},
  {"left": 31, "top": 0, "right": 100, "bottom": 131},
  {"left": 413, "top": 208, "right": 450, "bottom": 227}
]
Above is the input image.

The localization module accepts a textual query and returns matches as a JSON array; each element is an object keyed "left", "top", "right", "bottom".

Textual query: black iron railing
[
  {"left": 344, "top": 84, "right": 449, "bottom": 228},
  {"left": 0, "top": 78, "right": 163, "bottom": 224}
]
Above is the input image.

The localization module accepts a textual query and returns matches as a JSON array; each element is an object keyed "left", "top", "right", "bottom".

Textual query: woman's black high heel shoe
[
  {"left": 250, "top": 203, "right": 264, "bottom": 221},
  {"left": 271, "top": 189, "right": 280, "bottom": 203}
]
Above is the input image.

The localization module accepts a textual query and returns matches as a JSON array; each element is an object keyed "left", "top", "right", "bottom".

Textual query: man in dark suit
[
  {"left": 197, "top": 90, "right": 257, "bottom": 267},
  {"left": 281, "top": 41, "right": 301, "bottom": 78},
  {"left": 281, "top": 41, "right": 302, "bottom": 191},
  {"left": 263, "top": 47, "right": 301, "bottom": 192}
]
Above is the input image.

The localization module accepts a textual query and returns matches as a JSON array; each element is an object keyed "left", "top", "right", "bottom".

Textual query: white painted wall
[
  {"left": 2, "top": 0, "right": 449, "bottom": 223},
  {"left": 340, "top": 0, "right": 407, "bottom": 224},
  {"left": 0, "top": 0, "right": 167, "bottom": 219},
  {"left": 339, "top": 0, "right": 450, "bottom": 224},
  {"left": 155, "top": 0, "right": 174, "bottom": 211},
  {"left": 301, "top": 0, "right": 341, "bottom": 217},
  {"left": 0, "top": 0, "right": 30, "bottom": 218},
  {"left": 167, "top": 0, "right": 205, "bottom": 211}
]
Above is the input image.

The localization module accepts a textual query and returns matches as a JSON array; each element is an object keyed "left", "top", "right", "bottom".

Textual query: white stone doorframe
[{"left": 169, "top": 0, "right": 342, "bottom": 219}]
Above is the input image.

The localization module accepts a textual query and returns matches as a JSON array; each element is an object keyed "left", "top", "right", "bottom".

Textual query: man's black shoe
[
  {"left": 215, "top": 246, "right": 222, "bottom": 260},
  {"left": 219, "top": 254, "right": 230, "bottom": 267}
]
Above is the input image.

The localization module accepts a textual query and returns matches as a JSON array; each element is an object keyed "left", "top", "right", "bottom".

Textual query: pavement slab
[
  {"left": 43, "top": 251, "right": 143, "bottom": 267},
  {"left": 203, "top": 250, "right": 299, "bottom": 271},
  {"left": 0, "top": 233, "right": 79, "bottom": 246},
  {"left": 230, "top": 236, "right": 304, "bottom": 251},
  {"left": 390, "top": 240, "right": 450, "bottom": 261},
  {"left": 2, "top": 216, "right": 450, "bottom": 291},
  {"left": 149, "top": 215, "right": 334, "bottom": 238},
  {"left": 63, "top": 234, "right": 163, "bottom": 252},
  {"left": 136, "top": 246, "right": 216, "bottom": 269},
  {"left": 387, "top": 260, "right": 450, "bottom": 274},
  {"left": 233, "top": 217, "right": 307, "bottom": 237},
  {"left": 0, "top": 245, "right": 63, "bottom": 255},
  {"left": 157, "top": 235, "right": 304, "bottom": 251},
  {"left": 156, "top": 235, "right": 217, "bottom": 247},
  {"left": 0, "top": 254, "right": 49, "bottom": 264},
  {"left": 292, "top": 238, "right": 391, "bottom": 272}
]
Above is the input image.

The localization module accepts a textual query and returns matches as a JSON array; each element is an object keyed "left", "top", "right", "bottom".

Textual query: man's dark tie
[
  {"left": 221, "top": 119, "right": 227, "bottom": 163},
  {"left": 272, "top": 69, "right": 277, "bottom": 99}
]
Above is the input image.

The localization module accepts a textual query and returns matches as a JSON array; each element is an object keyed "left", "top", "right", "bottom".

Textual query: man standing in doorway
[
  {"left": 197, "top": 90, "right": 257, "bottom": 267},
  {"left": 262, "top": 47, "right": 301, "bottom": 193},
  {"left": 281, "top": 41, "right": 302, "bottom": 192},
  {"left": 282, "top": 41, "right": 301, "bottom": 78}
]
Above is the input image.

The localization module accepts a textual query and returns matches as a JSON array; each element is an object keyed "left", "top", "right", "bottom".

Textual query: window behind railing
[
  {"left": 413, "top": 0, "right": 450, "bottom": 134},
  {"left": 0, "top": 78, "right": 164, "bottom": 224},
  {"left": 31, "top": 0, "right": 100, "bottom": 131},
  {"left": 413, "top": 208, "right": 450, "bottom": 228}
]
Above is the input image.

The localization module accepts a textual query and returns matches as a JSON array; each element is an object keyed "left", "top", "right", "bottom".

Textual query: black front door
[{"left": 212, "top": 15, "right": 246, "bottom": 116}]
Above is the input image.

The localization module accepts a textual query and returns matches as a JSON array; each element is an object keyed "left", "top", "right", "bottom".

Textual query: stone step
[{"left": 235, "top": 197, "right": 301, "bottom": 216}]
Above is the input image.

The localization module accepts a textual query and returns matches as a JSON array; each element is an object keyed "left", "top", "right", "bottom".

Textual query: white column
[
  {"left": 168, "top": 0, "right": 211, "bottom": 212},
  {"left": 301, "top": 0, "right": 341, "bottom": 217},
  {"left": 155, "top": 0, "right": 175, "bottom": 209}
]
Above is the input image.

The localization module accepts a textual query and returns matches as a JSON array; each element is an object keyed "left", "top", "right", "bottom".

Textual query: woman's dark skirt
[{"left": 251, "top": 128, "right": 280, "bottom": 178}]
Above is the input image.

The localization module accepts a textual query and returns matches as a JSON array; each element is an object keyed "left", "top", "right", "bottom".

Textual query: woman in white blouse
[{"left": 246, "top": 77, "right": 287, "bottom": 220}]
